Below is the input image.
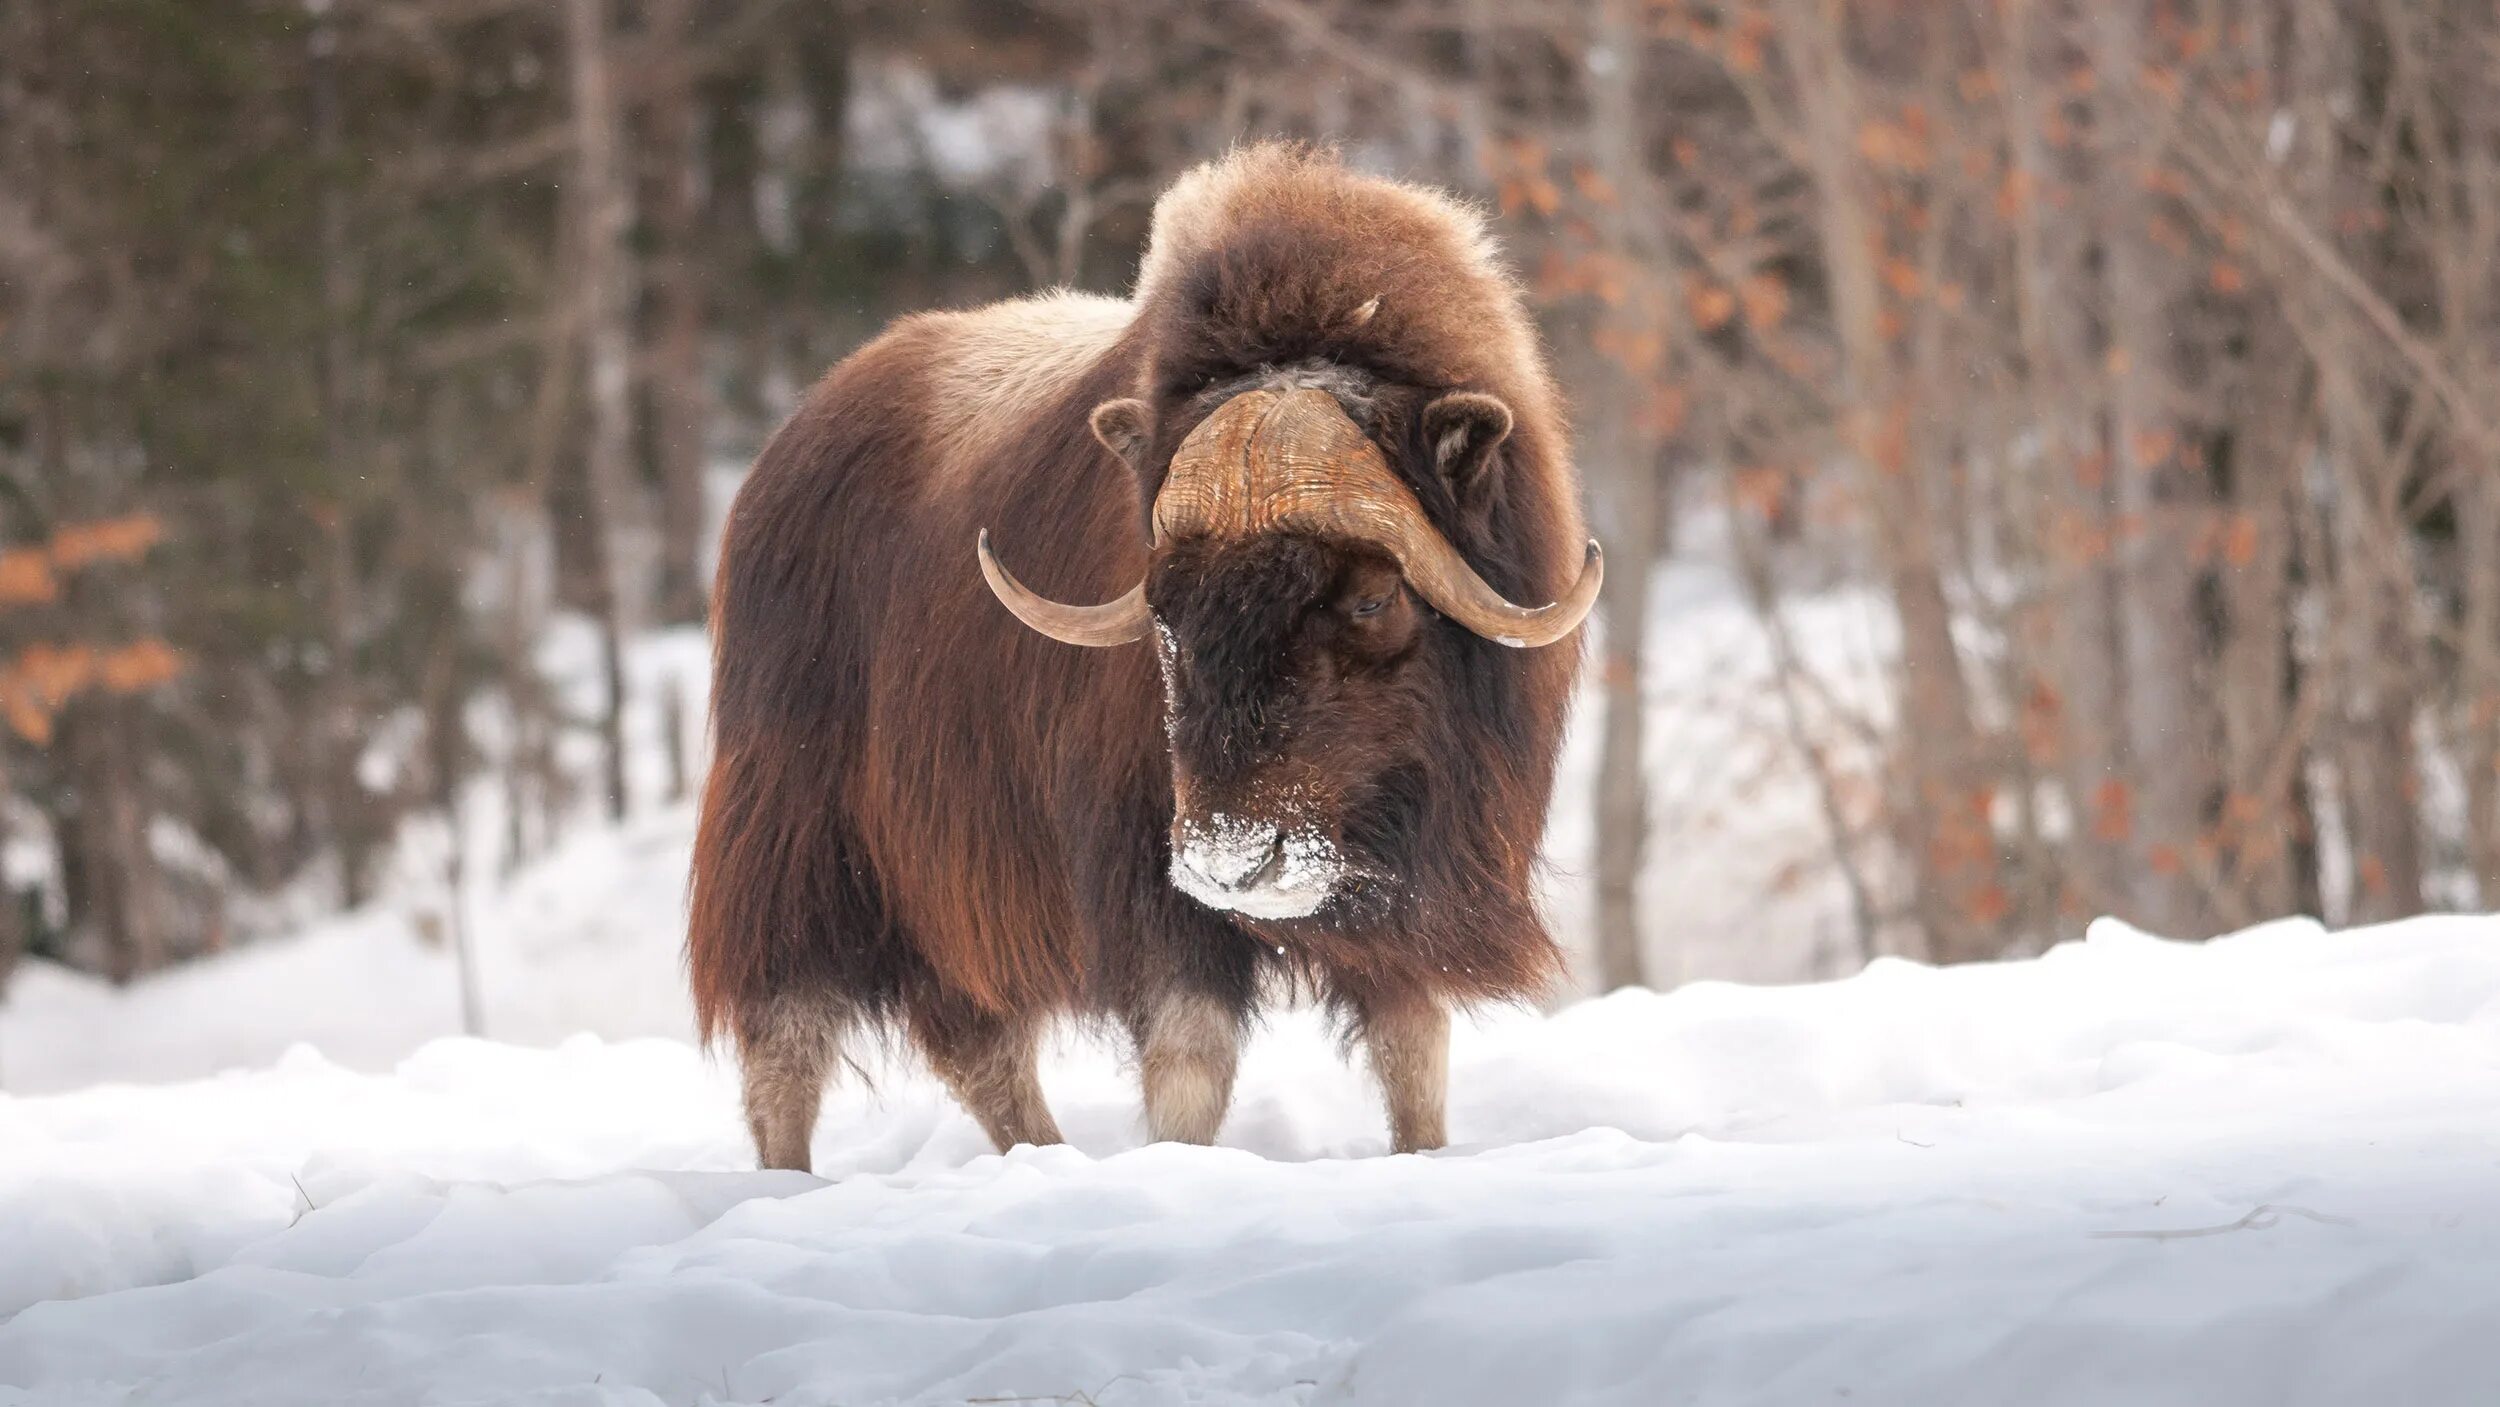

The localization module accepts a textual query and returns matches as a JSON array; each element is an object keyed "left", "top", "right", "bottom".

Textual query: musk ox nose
[
  {"left": 1177, "top": 821, "right": 1285, "bottom": 892},
  {"left": 1170, "top": 813, "right": 1344, "bottom": 920}
]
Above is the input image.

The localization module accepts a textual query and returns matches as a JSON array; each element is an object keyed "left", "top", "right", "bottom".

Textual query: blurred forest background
[{"left": 3, "top": 0, "right": 2496, "bottom": 997}]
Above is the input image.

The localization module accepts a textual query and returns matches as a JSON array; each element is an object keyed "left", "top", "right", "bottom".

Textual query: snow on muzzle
[{"left": 1170, "top": 811, "right": 1347, "bottom": 920}]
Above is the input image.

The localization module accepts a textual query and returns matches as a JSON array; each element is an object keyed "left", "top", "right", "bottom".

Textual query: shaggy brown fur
[{"left": 689, "top": 143, "right": 1587, "bottom": 1171}]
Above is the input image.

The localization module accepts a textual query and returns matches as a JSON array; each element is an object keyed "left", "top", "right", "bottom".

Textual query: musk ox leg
[
  {"left": 736, "top": 995, "right": 849, "bottom": 1173},
  {"left": 1355, "top": 996, "right": 1450, "bottom": 1154},
  {"left": 1130, "top": 990, "right": 1244, "bottom": 1146},
  {"left": 917, "top": 1003, "right": 1063, "bottom": 1152}
]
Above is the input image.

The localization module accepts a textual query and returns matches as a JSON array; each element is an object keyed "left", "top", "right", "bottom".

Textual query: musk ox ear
[
  {"left": 1090, "top": 398, "right": 1154, "bottom": 470},
  {"left": 1423, "top": 391, "right": 1514, "bottom": 508}
]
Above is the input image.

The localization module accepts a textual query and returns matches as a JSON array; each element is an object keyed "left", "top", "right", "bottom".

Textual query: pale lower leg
[
  {"left": 738, "top": 997, "right": 847, "bottom": 1173},
  {"left": 1135, "top": 990, "right": 1242, "bottom": 1145},
  {"left": 1361, "top": 998, "right": 1449, "bottom": 1153},
  {"left": 925, "top": 1013, "right": 1064, "bottom": 1152}
]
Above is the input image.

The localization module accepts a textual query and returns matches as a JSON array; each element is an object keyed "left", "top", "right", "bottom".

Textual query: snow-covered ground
[{"left": 9, "top": 912, "right": 2500, "bottom": 1404}]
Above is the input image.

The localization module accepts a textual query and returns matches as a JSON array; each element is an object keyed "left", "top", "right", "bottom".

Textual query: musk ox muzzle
[{"left": 1167, "top": 810, "right": 1347, "bottom": 920}]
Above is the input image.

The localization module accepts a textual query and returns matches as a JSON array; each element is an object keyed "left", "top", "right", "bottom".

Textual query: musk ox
[{"left": 689, "top": 143, "right": 1599, "bottom": 1171}]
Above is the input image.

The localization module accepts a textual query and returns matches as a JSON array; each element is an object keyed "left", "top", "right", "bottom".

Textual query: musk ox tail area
[
  {"left": 683, "top": 320, "right": 941, "bottom": 1050},
  {"left": 686, "top": 737, "right": 891, "bottom": 1046}
]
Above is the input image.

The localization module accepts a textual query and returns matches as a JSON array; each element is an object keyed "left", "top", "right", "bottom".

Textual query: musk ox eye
[{"left": 1350, "top": 595, "right": 1390, "bottom": 619}]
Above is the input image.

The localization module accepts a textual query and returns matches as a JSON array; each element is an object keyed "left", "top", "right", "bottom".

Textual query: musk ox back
[{"left": 690, "top": 144, "right": 1597, "bottom": 1171}]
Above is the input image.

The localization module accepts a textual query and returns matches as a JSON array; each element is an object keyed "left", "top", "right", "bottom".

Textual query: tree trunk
[
  {"left": 420, "top": 594, "right": 484, "bottom": 1037},
  {"left": 1590, "top": 440, "right": 1666, "bottom": 993},
  {"left": 2325, "top": 437, "right": 2425, "bottom": 924},
  {"left": 1582, "top": 0, "right": 1674, "bottom": 991},
  {"left": 0, "top": 778, "right": 20, "bottom": 996},
  {"left": 309, "top": 4, "right": 377, "bottom": 906},
  {"left": 566, "top": 0, "right": 635, "bottom": 822},
  {"left": 1779, "top": 0, "right": 2003, "bottom": 963},
  {"left": 1999, "top": 0, "right": 2127, "bottom": 927},
  {"left": 2092, "top": 0, "right": 2219, "bottom": 941},
  {"left": 66, "top": 701, "right": 162, "bottom": 984},
  {"left": 646, "top": 0, "right": 709, "bottom": 626},
  {"left": 2460, "top": 464, "right": 2500, "bottom": 902},
  {"left": 2211, "top": 318, "right": 2305, "bottom": 925}
]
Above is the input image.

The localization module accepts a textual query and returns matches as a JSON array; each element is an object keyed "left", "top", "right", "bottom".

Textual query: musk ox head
[{"left": 978, "top": 369, "right": 1599, "bottom": 925}]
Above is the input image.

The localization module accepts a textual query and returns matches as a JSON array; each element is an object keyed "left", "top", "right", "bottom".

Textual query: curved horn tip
[
  {"left": 976, "top": 528, "right": 1152, "bottom": 648},
  {"left": 1493, "top": 539, "right": 1604, "bottom": 649}
]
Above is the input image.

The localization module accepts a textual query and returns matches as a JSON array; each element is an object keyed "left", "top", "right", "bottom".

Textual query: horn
[
  {"left": 976, "top": 388, "right": 1602, "bottom": 650},
  {"left": 1158, "top": 388, "right": 1603, "bottom": 649},
  {"left": 1399, "top": 532, "right": 1603, "bottom": 649},
  {"left": 976, "top": 529, "right": 1150, "bottom": 647}
]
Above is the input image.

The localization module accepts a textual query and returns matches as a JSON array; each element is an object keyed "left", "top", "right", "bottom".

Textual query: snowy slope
[
  {"left": 9, "top": 913, "right": 2500, "bottom": 1405},
  {"left": 0, "top": 622, "right": 713, "bottom": 1096},
  {"left": 0, "top": 800, "right": 703, "bottom": 1095}
]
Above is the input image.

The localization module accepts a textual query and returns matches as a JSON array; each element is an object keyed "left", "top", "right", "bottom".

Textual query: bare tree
[
  {"left": 565, "top": 0, "right": 636, "bottom": 822},
  {"left": 644, "top": 0, "right": 711, "bottom": 628}
]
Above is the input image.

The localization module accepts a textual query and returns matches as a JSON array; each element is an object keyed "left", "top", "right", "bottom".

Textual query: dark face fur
[
  {"left": 1101, "top": 364, "right": 1517, "bottom": 926},
  {"left": 1149, "top": 532, "right": 1437, "bottom": 922}
]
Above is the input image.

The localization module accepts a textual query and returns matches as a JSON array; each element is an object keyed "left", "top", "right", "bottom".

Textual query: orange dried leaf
[
  {"left": 2093, "top": 779, "right": 2134, "bottom": 842},
  {"left": 1570, "top": 164, "right": 1620, "bottom": 208},
  {"left": 1734, "top": 465, "right": 1787, "bottom": 521},
  {"left": 1855, "top": 120, "right": 1931, "bottom": 173},
  {"left": 2220, "top": 513, "right": 2260, "bottom": 569},
  {"left": 0, "top": 549, "right": 57, "bottom": 605},
  {"left": 1968, "top": 884, "right": 2014, "bottom": 926},
  {"left": 17, "top": 642, "right": 94, "bottom": 704},
  {"left": 1738, "top": 271, "right": 1789, "bottom": 330},
  {"left": 99, "top": 638, "right": 185, "bottom": 693},
  {"left": 1686, "top": 276, "right": 1738, "bottom": 331},
  {"left": 1633, "top": 384, "right": 1690, "bottom": 438},
  {"left": 48, "top": 513, "right": 166, "bottom": 570},
  {"left": 1990, "top": 171, "right": 2030, "bottom": 219},
  {"left": 2, "top": 687, "right": 51, "bottom": 746}
]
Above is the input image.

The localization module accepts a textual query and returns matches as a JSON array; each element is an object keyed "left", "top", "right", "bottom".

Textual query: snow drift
[{"left": 8, "top": 912, "right": 2500, "bottom": 1405}]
